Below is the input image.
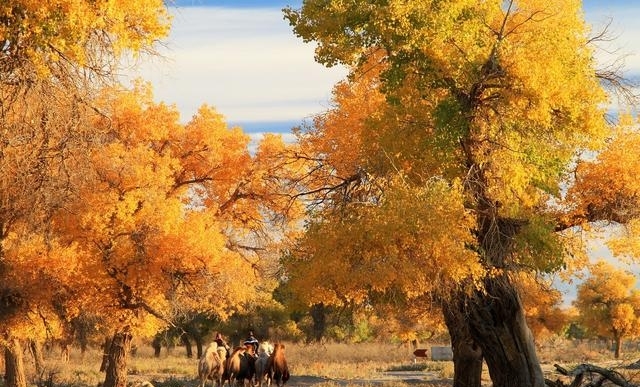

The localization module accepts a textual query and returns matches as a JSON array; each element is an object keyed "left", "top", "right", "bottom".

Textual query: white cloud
[{"left": 128, "top": 6, "right": 347, "bottom": 123}]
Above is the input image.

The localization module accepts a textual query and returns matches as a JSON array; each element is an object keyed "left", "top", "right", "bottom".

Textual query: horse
[
  {"left": 254, "top": 341, "right": 274, "bottom": 387},
  {"left": 223, "top": 346, "right": 256, "bottom": 387},
  {"left": 267, "top": 343, "right": 289, "bottom": 387},
  {"left": 198, "top": 342, "right": 226, "bottom": 387}
]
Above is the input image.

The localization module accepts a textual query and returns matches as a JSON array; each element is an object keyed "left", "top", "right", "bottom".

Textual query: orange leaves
[
  {"left": 302, "top": 71, "right": 383, "bottom": 178},
  {"left": 563, "top": 122, "right": 640, "bottom": 229},
  {"left": 35, "top": 84, "right": 301, "bottom": 335},
  {"left": 516, "top": 272, "right": 567, "bottom": 340},
  {"left": 289, "top": 0, "right": 610, "bottom": 217},
  {"left": 181, "top": 105, "right": 251, "bottom": 184}
]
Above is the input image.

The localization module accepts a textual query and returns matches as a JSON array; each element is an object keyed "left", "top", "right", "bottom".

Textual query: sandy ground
[{"left": 258, "top": 371, "right": 452, "bottom": 387}]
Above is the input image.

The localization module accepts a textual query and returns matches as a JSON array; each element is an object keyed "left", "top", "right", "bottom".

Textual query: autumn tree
[
  {"left": 49, "top": 83, "right": 303, "bottom": 387},
  {"left": 0, "top": 2, "right": 169, "bottom": 387},
  {"left": 284, "top": 1, "right": 616, "bottom": 386},
  {"left": 574, "top": 261, "right": 640, "bottom": 358},
  {"left": 561, "top": 114, "right": 640, "bottom": 238},
  {"left": 0, "top": 0, "right": 169, "bottom": 84}
]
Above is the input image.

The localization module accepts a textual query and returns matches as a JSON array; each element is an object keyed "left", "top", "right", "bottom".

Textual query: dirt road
[{"left": 288, "top": 371, "right": 451, "bottom": 386}]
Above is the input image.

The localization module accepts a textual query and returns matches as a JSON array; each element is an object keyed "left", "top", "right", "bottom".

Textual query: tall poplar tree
[{"left": 284, "top": 1, "right": 618, "bottom": 386}]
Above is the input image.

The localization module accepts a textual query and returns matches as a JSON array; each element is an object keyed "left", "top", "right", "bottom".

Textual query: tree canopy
[
  {"left": 574, "top": 261, "right": 640, "bottom": 358},
  {"left": 283, "top": 1, "right": 625, "bottom": 386}
]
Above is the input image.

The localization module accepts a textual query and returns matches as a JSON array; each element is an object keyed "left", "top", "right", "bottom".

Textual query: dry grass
[
  {"left": 15, "top": 339, "right": 640, "bottom": 387},
  {"left": 285, "top": 342, "right": 412, "bottom": 378}
]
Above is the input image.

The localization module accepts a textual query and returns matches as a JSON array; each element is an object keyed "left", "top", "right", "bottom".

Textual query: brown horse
[
  {"left": 267, "top": 343, "right": 289, "bottom": 387},
  {"left": 223, "top": 346, "right": 255, "bottom": 387}
]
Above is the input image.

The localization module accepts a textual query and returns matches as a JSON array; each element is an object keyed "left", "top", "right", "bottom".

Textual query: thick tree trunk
[
  {"left": 467, "top": 275, "right": 545, "bottom": 387},
  {"left": 442, "top": 297, "right": 483, "bottom": 387},
  {"left": 102, "top": 328, "right": 132, "bottom": 387},
  {"left": 4, "top": 338, "right": 27, "bottom": 387},
  {"left": 28, "top": 340, "right": 45, "bottom": 376}
]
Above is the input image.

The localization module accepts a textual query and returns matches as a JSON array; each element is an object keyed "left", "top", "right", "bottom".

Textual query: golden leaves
[
  {"left": 1, "top": 0, "right": 170, "bottom": 79},
  {"left": 287, "top": 177, "right": 483, "bottom": 307},
  {"left": 563, "top": 119, "right": 640, "bottom": 230},
  {"left": 0, "top": 80, "right": 304, "bottom": 341},
  {"left": 516, "top": 272, "right": 567, "bottom": 340},
  {"left": 574, "top": 261, "right": 640, "bottom": 341},
  {"left": 289, "top": 0, "right": 609, "bottom": 216}
]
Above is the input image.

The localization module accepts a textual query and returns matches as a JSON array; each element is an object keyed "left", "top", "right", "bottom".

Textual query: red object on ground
[{"left": 413, "top": 349, "right": 428, "bottom": 358}]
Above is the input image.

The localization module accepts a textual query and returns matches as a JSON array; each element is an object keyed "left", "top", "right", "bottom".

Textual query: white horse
[
  {"left": 198, "top": 342, "right": 226, "bottom": 387},
  {"left": 254, "top": 341, "right": 274, "bottom": 387}
]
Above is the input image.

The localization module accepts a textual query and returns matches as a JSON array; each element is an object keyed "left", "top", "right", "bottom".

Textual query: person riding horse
[
  {"left": 243, "top": 330, "right": 259, "bottom": 355},
  {"left": 214, "top": 332, "right": 230, "bottom": 357}
]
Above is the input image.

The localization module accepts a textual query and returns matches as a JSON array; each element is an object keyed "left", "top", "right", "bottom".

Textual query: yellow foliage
[
  {"left": 287, "top": 177, "right": 482, "bottom": 306},
  {"left": 10, "top": 83, "right": 302, "bottom": 340},
  {"left": 516, "top": 272, "right": 568, "bottom": 341},
  {"left": 288, "top": 0, "right": 608, "bottom": 215},
  {"left": 0, "top": 0, "right": 174, "bottom": 353},
  {"left": 0, "top": 0, "right": 170, "bottom": 78},
  {"left": 284, "top": 0, "right": 615, "bottom": 347},
  {"left": 574, "top": 261, "right": 640, "bottom": 341}
]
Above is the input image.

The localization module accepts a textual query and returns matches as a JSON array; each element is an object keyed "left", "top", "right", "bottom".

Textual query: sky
[
  {"left": 133, "top": 1, "right": 640, "bottom": 304},
  {"left": 135, "top": 1, "right": 640, "bottom": 138},
  {"left": 136, "top": 0, "right": 345, "bottom": 141}
]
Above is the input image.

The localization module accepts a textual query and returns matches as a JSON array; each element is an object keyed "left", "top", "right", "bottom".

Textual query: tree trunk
[
  {"left": 102, "top": 328, "right": 132, "bottom": 387},
  {"left": 614, "top": 336, "right": 622, "bottom": 359},
  {"left": 181, "top": 333, "right": 193, "bottom": 358},
  {"left": 100, "top": 336, "right": 112, "bottom": 372},
  {"left": 195, "top": 337, "right": 204, "bottom": 359},
  {"left": 310, "top": 303, "right": 326, "bottom": 342},
  {"left": 28, "top": 340, "right": 45, "bottom": 377},
  {"left": 442, "top": 297, "right": 483, "bottom": 387},
  {"left": 466, "top": 275, "right": 545, "bottom": 387},
  {"left": 4, "top": 337, "right": 27, "bottom": 387},
  {"left": 152, "top": 335, "right": 162, "bottom": 357}
]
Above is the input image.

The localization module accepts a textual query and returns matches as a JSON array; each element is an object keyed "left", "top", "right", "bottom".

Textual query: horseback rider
[
  {"left": 215, "top": 332, "right": 230, "bottom": 357},
  {"left": 243, "top": 330, "right": 259, "bottom": 355}
]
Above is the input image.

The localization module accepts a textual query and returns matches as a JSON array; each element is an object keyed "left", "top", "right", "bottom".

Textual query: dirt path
[
  {"left": 138, "top": 371, "right": 454, "bottom": 387},
  {"left": 288, "top": 371, "right": 452, "bottom": 386}
]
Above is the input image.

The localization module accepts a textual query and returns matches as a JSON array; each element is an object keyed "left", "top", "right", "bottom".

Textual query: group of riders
[
  {"left": 201, "top": 329, "right": 289, "bottom": 387},
  {"left": 215, "top": 330, "right": 260, "bottom": 357}
]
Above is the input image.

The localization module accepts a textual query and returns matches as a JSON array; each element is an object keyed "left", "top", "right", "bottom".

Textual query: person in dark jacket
[{"left": 243, "top": 330, "right": 259, "bottom": 355}]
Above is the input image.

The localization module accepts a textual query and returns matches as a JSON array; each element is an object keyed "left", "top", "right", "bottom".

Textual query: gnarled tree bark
[
  {"left": 466, "top": 275, "right": 545, "bottom": 387},
  {"left": 443, "top": 295, "right": 484, "bottom": 387},
  {"left": 102, "top": 327, "right": 133, "bottom": 387}
]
